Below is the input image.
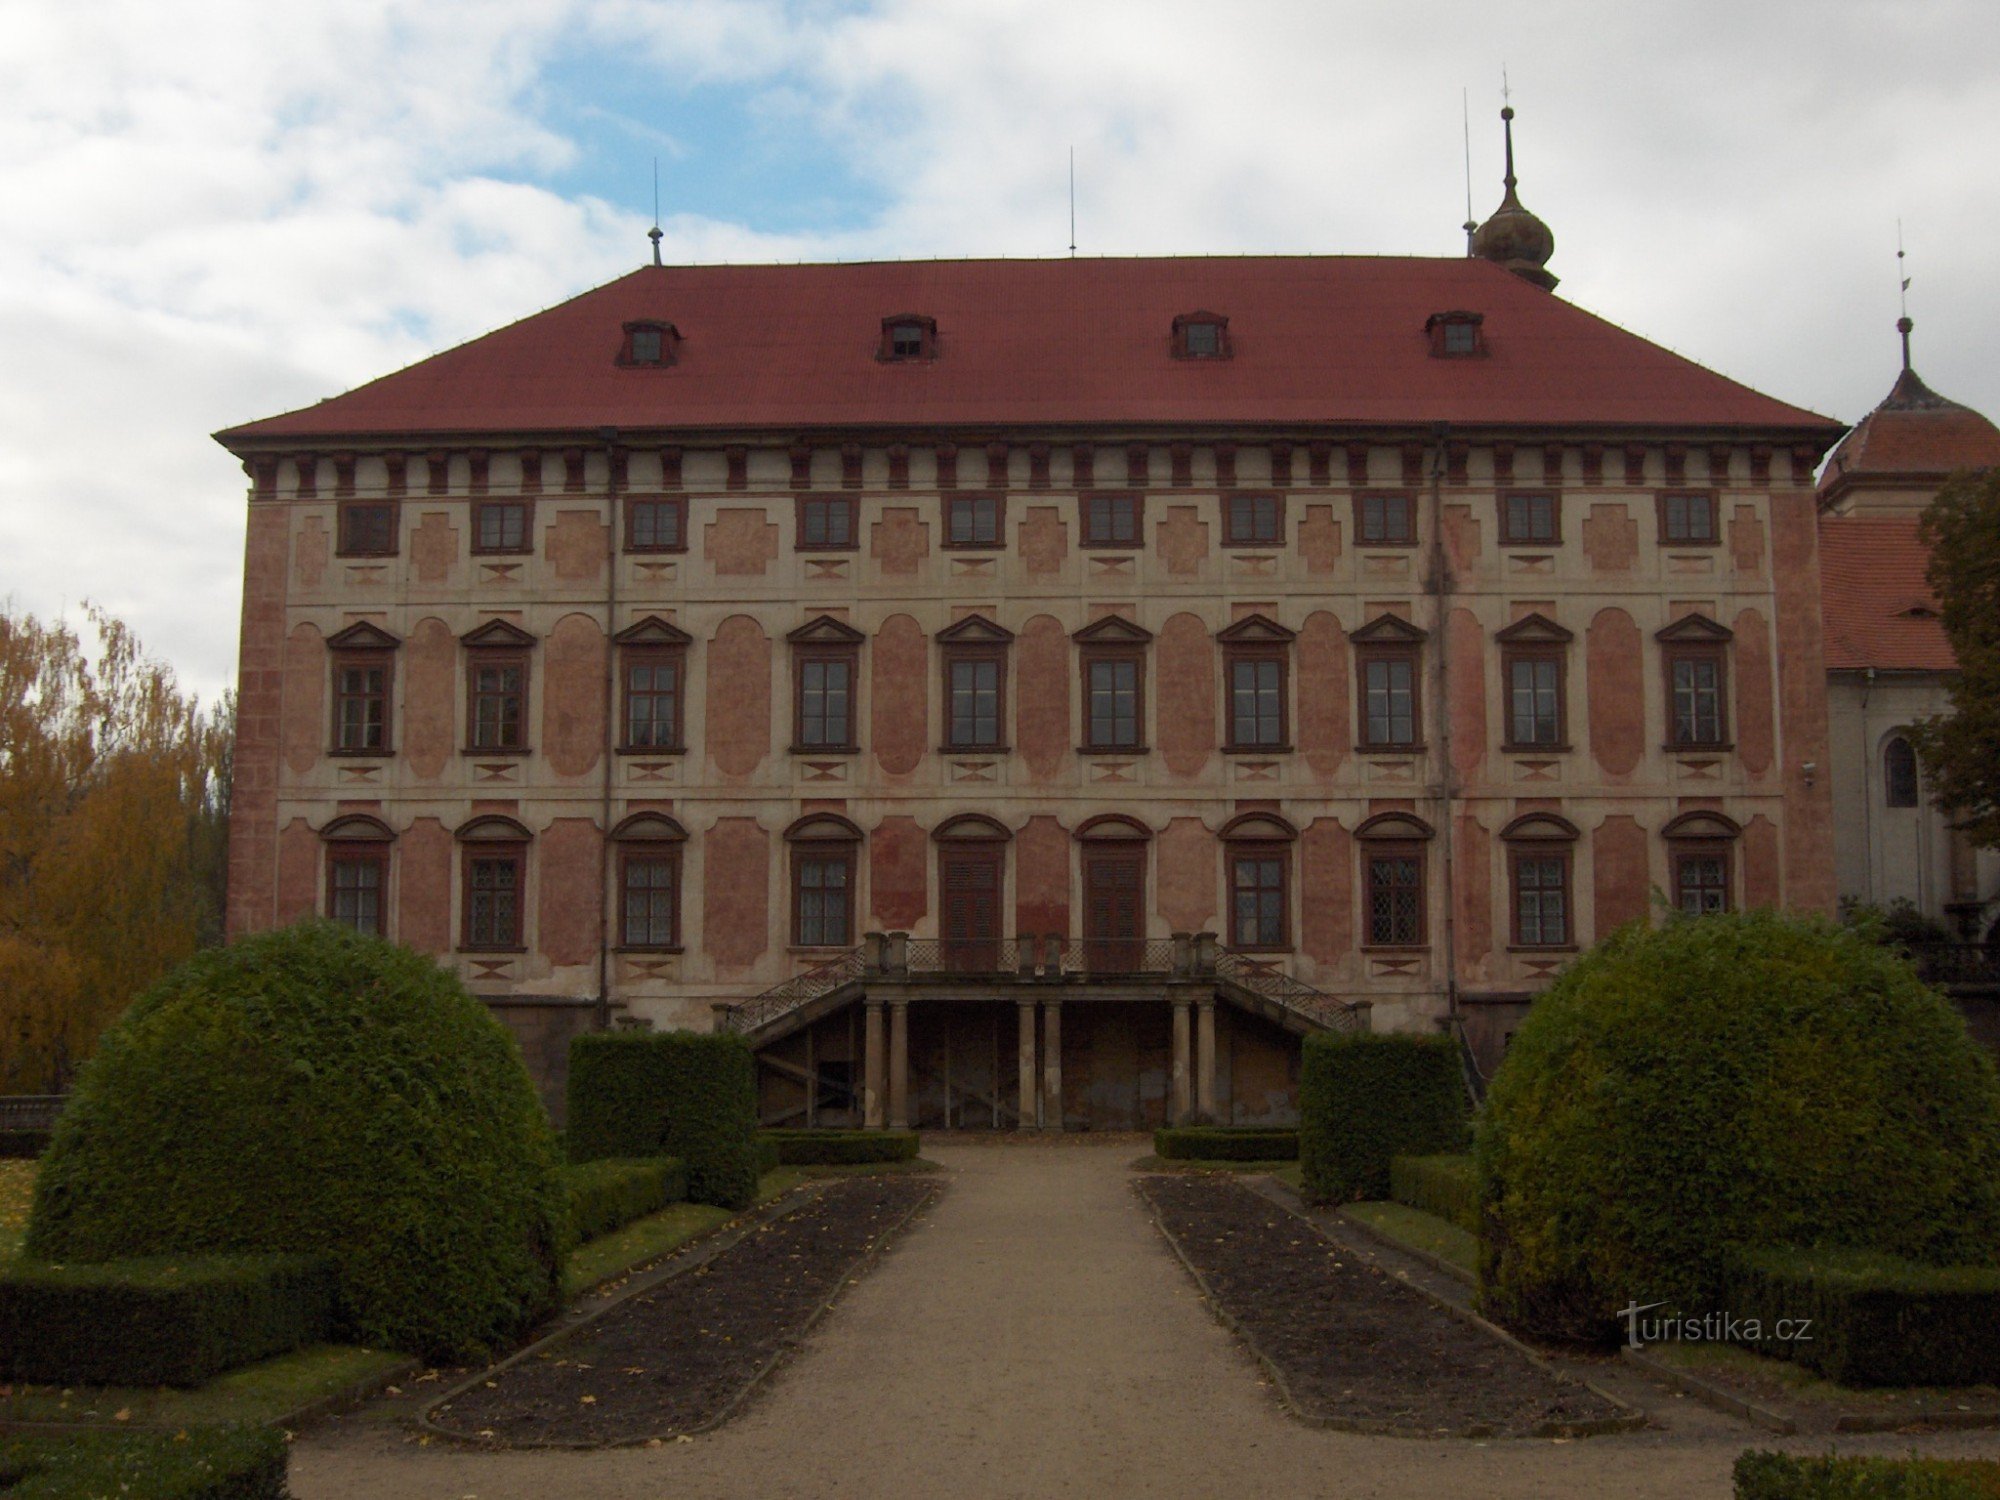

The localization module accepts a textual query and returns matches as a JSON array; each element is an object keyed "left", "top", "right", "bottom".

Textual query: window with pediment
[
  {"left": 327, "top": 621, "right": 400, "bottom": 756},
  {"left": 1501, "top": 813, "right": 1579, "bottom": 949},
  {"left": 1356, "top": 812, "right": 1434, "bottom": 948},
  {"left": 460, "top": 619, "right": 535, "bottom": 753},
  {"left": 788, "top": 615, "right": 865, "bottom": 752},
  {"left": 1217, "top": 614, "right": 1294, "bottom": 751},
  {"left": 1352, "top": 614, "right": 1428, "bottom": 750},
  {"left": 614, "top": 615, "right": 692, "bottom": 752},
  {"left": 937, "top": 614, "right": 1014, "bottom": 752},
  {"left": 1495, "top": 613, "right": 1573, "bottom": 751},
  {"left": 1073, "top": 616, "right": 1153, "bottom": 752},
  {"left": 1658, "top": 614, "right": 1733, "bottom": 750}
]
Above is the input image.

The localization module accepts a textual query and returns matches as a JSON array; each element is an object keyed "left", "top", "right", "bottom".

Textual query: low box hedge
[
  {"left": 1390, "top": 1152, "right": 1479, "bottom": 1235},
  {"left": 0, "top": 1427, "right": 288, "bottom": 1500},
  {"left": 0, "top": 1128, "right": 50, "bottom": 1159},
  {"left": 1299, "top": 1033, "right": 1468, "bottom": 1204},
  {"left": 0, "top": 1253, "right": 335, "bottom": 1388},
  {"left": 562, "top": 1157, "right": 688, "bottom": 1245},
  {"left": 1734, "top": 1450, "right": 2000, "bottom": 1499},
  {"left": 1152, "top": 1127, "right": 1299, "bottom": 1162},
  {"left": 568, "top": 1031, "right": 761, "bottom": 1209},
  {"left": 759, "top": 1129, "right": 921, "bottom": 1166},
  {"left": 1723, "top": 1247, "right": 2000, "bottom": 1387}
]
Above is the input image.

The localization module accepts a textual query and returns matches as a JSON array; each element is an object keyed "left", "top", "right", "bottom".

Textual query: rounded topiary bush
[
  {"left": 1477, "top": 910, "right": 2000, "bottom": 1347},
  {"left": 25, "top": 921, "right": 567, "bottom": 1361}
]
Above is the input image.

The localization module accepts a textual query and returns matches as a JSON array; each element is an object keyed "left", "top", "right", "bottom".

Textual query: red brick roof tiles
[{"left": 1818, "top": 515, "right": 1955, "bottom": 672}]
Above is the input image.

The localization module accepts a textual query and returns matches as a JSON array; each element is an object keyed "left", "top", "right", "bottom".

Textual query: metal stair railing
[
  {"left": 718, "top": 947, "right": 865, "bottom": 1034},
  {"left": 1214, "top": 951, "right": 1371, "bottom": 1033}
]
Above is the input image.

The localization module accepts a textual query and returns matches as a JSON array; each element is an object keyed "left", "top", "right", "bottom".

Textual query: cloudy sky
[{"left": 5, "top": 0, "right": 1996, "bottom": 702}]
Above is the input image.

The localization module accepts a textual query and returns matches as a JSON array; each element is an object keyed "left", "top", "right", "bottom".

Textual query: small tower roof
[
  {"left": 1818, "top": 315, "right": 2000, "bottom": 512},
  {"left": 1471, "top": 106, "right": 1557, "bottom": 291}
]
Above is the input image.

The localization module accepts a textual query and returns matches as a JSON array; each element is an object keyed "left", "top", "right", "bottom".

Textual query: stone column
[
  {"left": 863, "top": 1001, "right": 886, "bottom": 1129},
  {"left": 1171, "top": 998, "right": 1192, "bottom": 1124},
  {"left": 1195, "top": 998, "right": 1218, "bottom": 1123},
  {"left": 1041, "top": 1000, "right": 1064, "bottom": 1132},
  {"left": 889, "top": 1000, "right": 910, "bottom": 1130},
  {"left": 1016, "top": 1000, "right": 1038, "bottom": 1129}
]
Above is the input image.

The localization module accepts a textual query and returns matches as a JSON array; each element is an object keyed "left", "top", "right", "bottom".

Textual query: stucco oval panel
[
  {"left": 871, "top": 614, "right": 928, "bottom": 777},
  {"left": 548, "top": 511, "right": 609, "bottom": 583},
  {"left": 1157, "top": 612, "right": 1215, "bottom": 778},
  {"left": 1592, "top": 814, "right": 1650, "bottom": 935},
  {"left": 869, "top": 814, "right": 928, "bottom": 929},
  {"left": 1014, "top": 815, "right": 1070, "bottom": 936},
  {"left": 705, "top": 616, "right": 772, "bottom": 779},
  {"left": 403, "top": 617, "right": 456, "bottom": 781},
  {"left": 397, "top": 816, "right": 453, "bottom": 954},
  {"left": 1298, "top": 611, "right": 1349, "bottom": 782},
  {"left": 702, "top": 817, "right": 770, "bottom": 973},
  {"left": 1454, "top": 814, "right": 1493, "bottom": 974},
  {"left": 1447, "top": 608, "right": 1486, "bottom": 779},
  {"left": 538, "top": 818, "right": 603, "bottom": 966},
  {"left": 276, "top": 816, "right": 317, "bottom": 923},
  {"left": 1016, "top": 615, "right": 1070, "bottom": 782},
  {"left": 1586, "top": 608, "right": 1645, "bottom": 778},
  {"left": 1300, "top": 818, "right": 1353, "bottom": 968},
  {"left": 1734, "top": 607, "right": 1775, "bottom": 778},
  {"left": 280, "top": 622, "right": 324, "bottom": 776},
  {"left": 543, "top": 613, "right": 607, "bottom": 778},
  {"left": 1744, "top": 814, "right": 1781, "bottom": 910},
  {"left": 1156, "top": 817, "right": 1216, "bottom": 933}
]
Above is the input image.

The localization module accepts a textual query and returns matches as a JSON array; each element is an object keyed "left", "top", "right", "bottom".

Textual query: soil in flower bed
[
  {"left": 1137, "top": 1175, "right": 1629, "bottom": 1438},
  {"left": 433, "top": 1175, "right": 939, "bottom": 1446}
]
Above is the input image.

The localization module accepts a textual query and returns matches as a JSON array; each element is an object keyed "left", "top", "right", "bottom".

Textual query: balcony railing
[
  {"left": 1215, "top": 952, "right": 1371, "bottom": 1033},
  {"left": 0, "top": 1095, "right": 67, "bottom": 1133},
  {"left": 718, "top": 948, "right": 866, "bottom": 1034}
]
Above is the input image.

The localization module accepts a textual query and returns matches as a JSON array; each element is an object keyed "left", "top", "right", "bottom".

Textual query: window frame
[
  {"left": 1495, "top": 615, "right": 1573, "bottom": 753},
  {"left": 616, "top": 319, "right": 679, "bottom": 367},
  {"left": 1499, "top": 490, "right": 1562, "bottom": 547},
  {"left": 325, "top": 842, "right": 389, "bottom": 937},
  {"left": 795, "top": 493, "right": 859, "bottom": 552},
  {"left": 1425, "top": 309, "right": 1486, "bottom": 358},
  {"left": 1354, "top": 491, "right": 1417, "bottom": 547},
  {"left": 792, "top": 842, "right": 858, "bottom": 949},
  {"left": 877, "top": 313, "right": 938, "bottom": 362},
  {"left": 459, "top": 840, "right": 527, "bottom": 952},
  {"left": 471, "top": 498, "right": 532, "bottom": 556},
  {"left": 1364, "top": 844, "right": 1428, "bottom": 949},
  {"left": 1507, "top": 844, "right": 1574, "bottom": 949},
  {"left": 1079, "top": 491, "right": 1144, "bottom": 549},
  {"left": 1885, "top": 734, "right": 1921, "bottom": 808},
  {"left": 787, "top": 616, "right": 865, "bottom": 754},
  {"left": 942, "top": 491, "right": 1006, "bottom": 550},
  {"left": 331, "top": 650, "right": 393, "bottom": 755},
  {"left": 1353, "top": 616, "right": 1428, "bottom": 751},
  {"left": 943, "top": 649, "right": 1007, "bottom": 752},
  {"left": 336, "top": 499, "right": 398, "bottom": 558},
  {"left": 617, "top": 843, "right": 683, "bottom": 951},
  {"left": 1672, "top": 845, "right": 1733, "bottom": 916},
  {"left": 465, "top": 650, "right": 528, "bottom": 752},
  {"left": 1170, "top": 311, "right": 1231, "bottom": 359},
  {"left": 1657, "top": 490, "right": 1720, "bottom": 546},
  {"left": 619, "top": 644, "right": 685, "bottom": 753},
  {"left": 1222, "top": 492, "right": 1284, "bottom": 547},
  {"left": 1658, "top": 615, "right": 1734, "bottom": 752},
  {"left": 1228, "top": 844, "right": 1291, "bottom": 952},
  {"left": 623, "top": 494, "right": 688, "bottom": 554}
]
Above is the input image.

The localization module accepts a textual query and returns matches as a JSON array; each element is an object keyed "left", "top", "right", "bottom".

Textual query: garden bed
[
  {"left": 1136, "top": 1174, "right": 1631, "bottom": 1438},
  {"left": 1636, "top": 1341, "right": 2000, "bottom": 1435},
  {"left": 427, "top": 1174, "right": 939, "bottom": 1446}
]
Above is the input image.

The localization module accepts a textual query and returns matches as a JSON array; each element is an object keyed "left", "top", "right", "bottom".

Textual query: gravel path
[{"left": 290, "top": 1140, "right": 2000, "bottom": 1499}]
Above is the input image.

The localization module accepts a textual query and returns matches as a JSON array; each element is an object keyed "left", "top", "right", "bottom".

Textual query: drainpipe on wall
[
  {"left": 596, "top": 426, "right": 622, "bottom": 1032},
  {"left": 1860, "top": 666, "right": 1876, "bottom": 905},
  {"left": 1427, "top": 423, "right": 1460, "bottom": 1021}
]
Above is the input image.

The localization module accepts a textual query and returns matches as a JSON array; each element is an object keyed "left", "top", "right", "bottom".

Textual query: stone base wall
[{"left": 484, "top": 997, "right": 601, "bottom": 1125}]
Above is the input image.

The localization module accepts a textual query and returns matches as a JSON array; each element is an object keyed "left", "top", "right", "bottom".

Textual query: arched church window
[{"left": 1885, "top": 736, "right": 1920, "bottom": 809}]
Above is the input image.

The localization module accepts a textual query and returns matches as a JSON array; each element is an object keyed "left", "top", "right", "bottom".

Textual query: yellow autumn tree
[{"left": 0, "top": 604, "right": 232, "bottom": 1091}]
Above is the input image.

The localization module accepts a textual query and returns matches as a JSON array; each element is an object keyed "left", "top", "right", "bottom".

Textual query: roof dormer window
[
  {"left": 1172, "top": 311, "right": 1230, "bottom": 359},
  {"left": 879, "top": 314, "right": 937, "bottom": 362},
  {"left": 619, "top": 320, "right": 678, "bottom": 367},
  {"left": 1425, "top": 311, "right": 1485, "bottom": 358}
]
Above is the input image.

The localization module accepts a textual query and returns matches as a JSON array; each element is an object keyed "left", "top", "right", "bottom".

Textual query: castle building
[{"left": 217, "top": 125, "right": 1844, "bottom": 1124}]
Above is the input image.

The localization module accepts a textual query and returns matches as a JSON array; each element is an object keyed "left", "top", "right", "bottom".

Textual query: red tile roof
[
  {"left": 217, "top": 256, "right": 1840, "bottom": 445},
  {"left": 1819, "top": 367, "right": 2000, "bottom": 498},
  {"left": 1818, "top": 515, "right": 1955, "bottom": 672}
]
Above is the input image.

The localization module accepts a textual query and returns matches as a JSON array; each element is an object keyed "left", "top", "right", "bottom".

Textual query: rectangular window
[
  {"left": 1512, "top": 851, "right": 1570, "bottom": 947},
  {"left": 625, "top": 496, "right": 686, "bottom": 552},
  {"left": 1361, "top": 654, "right": 1419, "bottom": 748},
  {"left": 1506, "top": 654, "right": 1564, "bottom": 747},
  {"left": 1230, "top": 851, "right": 1289, "bottom": 949},
  {"left": 1224, "top": 493, "right": 1283, "bottom": 545},
  {"left": 337, "top": 501, "right": 397, "bottom": 557},
  {"left": 1081, "top": 493, "right": 1142, "bottom": 547},
  {"left": 1675, "top": 850, "right": 1730, "bottom": 915},
  {"left": 1668, "top": 652, "right": 1726, "bottom": 747},
  {"left": 1356, "top": 492, "right": 1415, "bottom": 546},
  {"left": 621, "top": 650, "right": 682, "bottom": 750},
  {"left": 472, "top": 500, "right": 530, "bottom": 554},
  {"left": 327, "top": 849, "right": 386, "bottom": 936},
  {"left": 1442, "top": 320, "right": 1479, "bottom": 355},
  {"left": 1366, "top": 850, "right": 1425, "bottom": 946},
  {"left": 945, "top": 493, "right": 1003, "bottom": 548},
  {"left": 1660, "top": 491, "right": 1718, "bottom": 544},
  {"left": 1501, "top": 492, "right": 1560, "bottom": 545},
  {"left": 620, "top": 850, "right": 680, "bottom": 949},
  {"left": 798, "top": 495, "right": 857, "bottom": 550},
  {"left": 797, "top": 654, "right": 855, "bottom": 749},
  {"left": 947, "top": 656, "right": 1003, "bottom": 749},
  {"left": 333, "top": 656, "right": 390, "bottom": 752},
  {"left": 1228, "top": 656, "right": 1286, "bottom": 748},
  {"left": 1085, "top": 656, "right": 1142, "bottom": 749},
  {"left": 795, "top": 848, "right": 855, "bottom": 947},
  {"left": 463, "top": 847, "right": 524, "bottom": 949},
  {"left": 468, "top": 654, "right": 526, "bottom": 750}
]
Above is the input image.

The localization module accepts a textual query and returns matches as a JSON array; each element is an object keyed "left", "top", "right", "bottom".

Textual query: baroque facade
[{"left": 218, "top": 164, "right": 1846, "bottom": 1125}]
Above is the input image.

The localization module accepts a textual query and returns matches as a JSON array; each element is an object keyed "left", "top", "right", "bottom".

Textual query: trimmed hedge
[
  {"left": 1153, "top": 1127, "right": 1299, "bottom": 1162},
  {"left": 0, "top": 1252, "right": 334, "bottom": 1388},
  {"left": 753, "top": 1133, "right": 781, "bottom": 1176},
  {"left": 1299, "top": 1033, "right": 1467, "bottom": 1204},
  {"left": 1391, "top": 1153, "right": 1479, "bottom": 1235},
  {"left": 25, "top": 922, "right": 568, "bottom": 1362},
  {"left": 562, "top": 1157, "right": 688, "bottom": 1245},
  {"left": 1734, "top": 1451, "right": 2000, "bottom": 1499},
  {"left": 0, "top": 1129, "right": 50, "bottom": 1159},
  {"left": 760, "top": 1129, "right": 921, "bottom": 1165},
  {"left": 568, "top": 1032, "right": 762, "bottom": 1209},
  {"left": 0, "top": 1428, "right": 288, "bottom": 1500},
  {"left": 1477, "top": 912, "right": 2000, "bottom": 1346},
  {"left": 1725, "top": 1248, "right": 2000, "bottom": 1387}
]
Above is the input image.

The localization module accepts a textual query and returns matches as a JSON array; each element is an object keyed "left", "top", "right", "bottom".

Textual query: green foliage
[
  {"left": 0, "top": 1130, "right": 48, "bottom": 1160},
  {"left": 1391, "top": 1153, "right": 1479, "bottom": 1235},
  {"left": 1725, "top": 1248, "right": 2000, "bottom": 1387},
  {"left": 759, "top": 1129, "right": 920, "bottom": 1166},
  {"left": 0, "top": 1427, "right": 287, "bottom": 1500},
  {"left": 753, "top": 1133, "right": 781, "bottom": 1176},
  {"left": 1298, "top": 1033, "right": 1468, "bottom": 1204},
  {"left": 1734, "top": 1450, "right": 2000, "bottom": 1500},
  {"left": 1478, "top": 911, "right": 2000, "bottom": 1346},
  {"left": 24, "top": 922, "right": 567, "bottom": 1361},
  {"left": 1913, "top": 467, "right": 2000, "bottom": 850},
  {"left": 562, "top": 1157, "right": 687, "bottom": 1245},
  {"left": 1841, "top": 897, "right": 1956, "bottom": 952},
  {"left": 0, "top": 1253, "right": 333, "bottom": 1387},
  {"left": 1152, "top": 1127, "right": 1299, "bottom": 1162},
  {"left": 567, "top": 1031, "right": 761, "bottom": 1208}
]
